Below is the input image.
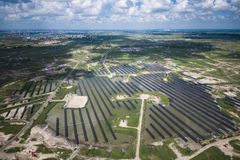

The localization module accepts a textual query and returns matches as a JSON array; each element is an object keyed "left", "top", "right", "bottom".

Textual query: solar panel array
[
  {"left": 46, "top": 64, "right": 236, "bottom": 145},
  {"left": 132, "top": 73, "right": 236, "bottom": 142}
]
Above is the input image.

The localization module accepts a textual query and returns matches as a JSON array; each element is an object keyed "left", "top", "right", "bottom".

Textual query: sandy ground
[
  {"left": 15, "top": 107, "right": 25, "bottom": 120},
  {"left": 149, "top": 96, "right": 161, "bottom": 104},
  {"left": 107, "top": 74, "right": 113, "bottom": 78},
  {"left": 10, "top": 122, "right": 25, "bottom": 125},
  {"left": 224, "top": 91, "right": 237, "bottom": 97},
  {"left": 89, "top": 62, "right": 98, "bottom": 67},
  {"left": 64, "top": 93, "right": 88, "bottom": 109},
  {"left": 29, "top": 125, "right": 73, "bottom": 149},
  {"left": 230, "top": 111, "right": 239, "bottom": 118},
  {"left": 0, "top": 152, "right": 16, "bottom": 160},
  {"left": 140, "top": 93, "right": 161, "bottom": 104},
  {"left": 7, "top": 104, "right": 14, "bottom": 108},
  {"left": 1, "top": 112, "right": 8, "bottom": 117},
  {"left": 66, "top": 86, "right": 73, "bottom": 89},
  {"left": 183, "top": 72, "right": 202, "bottom": 79},
  {"left": 141, "top": 71, "right": 150, "bottom": 74},
  {"left": 163, "top": 77, "right": 169, "bottom": 82},
  {"left": 198, "top": 77, "right": 225, "bottom": 84},
  {"left": 119, "top": 120, "right": 128, "bottom": 127},
  {"left": 181, "top": 77, "right": 192, "bottom": 82},
  {"left": 2, "top": 125, "right": 74, "bottom": 160},
  {"left": 151, "top": 141, "right": 163, "bottom": 146},
  {"left": 116, "top": 95, "right": 128, "bottom": 100},
  {"left": 140, "top": 94, "right": 150, "bottom": 100},
  {"left": 123, "top": 78, "right": 129, "bottom": 83},
  {"left": 0, "top": 132, "right": 12, "bottom": 145},
  {"left": 119, "top": 119, "right": 136, "bottom": 130},
  {"left": 5, "top": 109, "right": 16, "bottom": 119}
]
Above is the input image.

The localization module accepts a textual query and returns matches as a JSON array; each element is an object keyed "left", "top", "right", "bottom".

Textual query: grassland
[
  {"left": 174, "top": 143, "right": 195, "bottom": 156},
  {"left": 36, "top": 144, "right": 72, "bottom": 159},
  {"left": 229, "top": 140, "right": 240, "bottom": 153},
  {"left": 4, "top": 147, "right": 24, "bottom": 153},
  {"left": 140, "top": 139, "right": 177, "bottom": 160},
  {"left": 80, "top": 146, "right": 135, "bottom": 159},
  {"left": 191, "top": 146, "right": 239, "bottom": 160},
  {"left": 54, "top": 85, "right": 77, "bottom": 100},
  {"left": 0, "top": 121, "right": 24, "bottom": 135}
]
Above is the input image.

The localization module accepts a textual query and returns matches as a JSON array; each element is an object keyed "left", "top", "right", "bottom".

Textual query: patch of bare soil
[
  {"left": 29, "top": 125, "right": 73, "bottom": 149},
  {"left": 0, "top": 132, "right": 12, "bottom": 145},
  {"left": 119, "top": 119, "right": 128, "bottom": 127},
  {"left": 64, "top": 93, "right": 88, "bottom": 109},
  {"left": 151, "top": 141, "right": 163, "bottom": 146},
  {"left": 115, "top": 95, "right": 128, "bottom": 100},
  {"left": 7, "top": 125, "right": 74, "bottom": 160}
]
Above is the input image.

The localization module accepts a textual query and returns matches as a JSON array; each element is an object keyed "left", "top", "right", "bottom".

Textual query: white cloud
[
  {"left": 173, "top": 0, "right": 189, "bottom": 12},
  {"left": 213, "top": 0, "right": 230, "bottom": 10},
  {"left": 140, "top": 0, "right": 172, "bottom": 13},
  {"left": 5, "top": 13, "right": 20, "bottom": 20},
  {"left": 195, "top": 0, "right": 214, "bottom": 9},
  {"left": 0, "top": 0, "right": 239, "bottom": 24},
  {"left": 232, "top": 0, "right": 240, "bottom": 4},
  {"left": 196, "top": 0, "right": 232, "bottom": 10}
]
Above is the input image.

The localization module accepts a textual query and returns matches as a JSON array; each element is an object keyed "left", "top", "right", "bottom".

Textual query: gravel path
[{"left": 135, "top": 98, "right": 145, "bottom": 160}]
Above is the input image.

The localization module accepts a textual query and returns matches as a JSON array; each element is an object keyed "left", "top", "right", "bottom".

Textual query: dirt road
[{"left": 135, "top": 98, "right": 145, "bottom": 160}]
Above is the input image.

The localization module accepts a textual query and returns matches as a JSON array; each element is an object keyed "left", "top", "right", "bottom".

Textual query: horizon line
[{"left": 0, "top": 28, "right": 240, "bottom": 31}]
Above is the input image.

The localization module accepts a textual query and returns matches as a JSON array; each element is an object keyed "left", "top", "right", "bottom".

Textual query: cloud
[
  {"left": 196, "top": 0, "right": 232, "bottom": 10},
  {"left": 213, "top": 0, "right": 230, "bottom": 10},
  {"left": 232, "top": 0, "right": 240, "bottom": 4},
  {"left": 140, "top": 0, "right": 172, "bottom": 13},
  {"left": 0, "top": 0, "right": 239, "bottom": 25},
  {"left": 173, "top": 0, "right": 189, "bottom": 12}
]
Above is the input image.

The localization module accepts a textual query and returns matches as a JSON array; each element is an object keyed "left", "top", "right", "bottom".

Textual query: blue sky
[{"left": 0, "top": 0, "right": 240, "bottom": 30}]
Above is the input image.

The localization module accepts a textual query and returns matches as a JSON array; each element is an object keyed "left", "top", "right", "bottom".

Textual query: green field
[
  {"left": 191, "top": 146, "right": 240, "bottom": 160},
  {"left": 140, "top": 139, "right": 177, "bottom": 160},
  {"left": 229, "top": 140, "right": 240, "bottom": 153}
]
